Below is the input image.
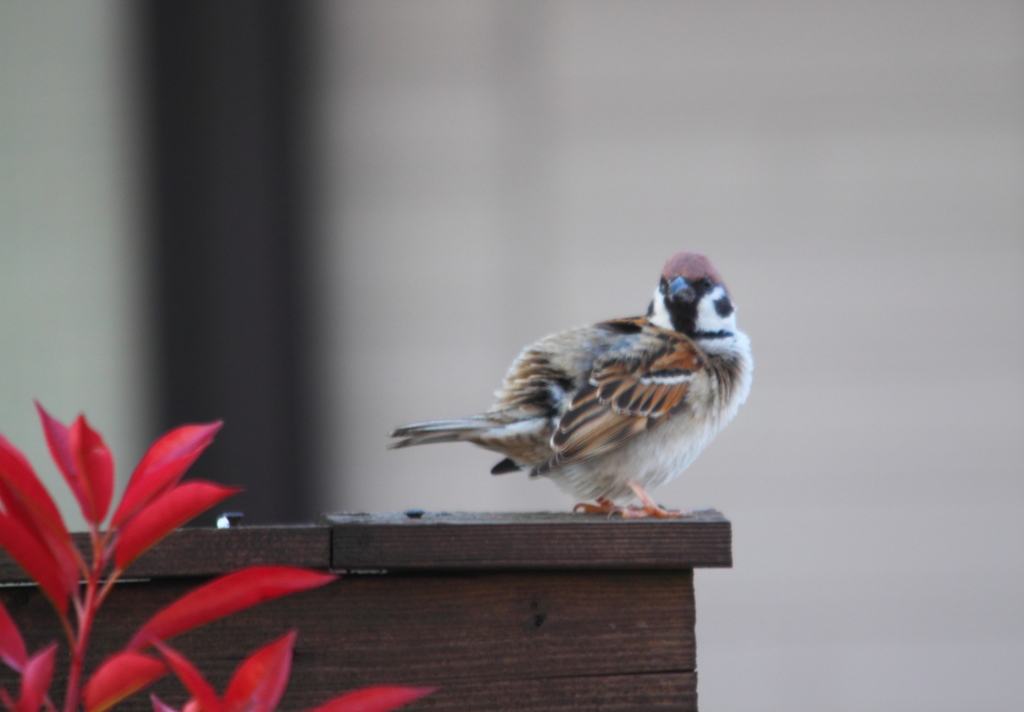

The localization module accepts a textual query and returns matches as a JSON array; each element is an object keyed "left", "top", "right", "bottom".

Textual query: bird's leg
[
  {"left": 573, "top": 497, "right": 621, "bottom": 515},
  {"left": 620, "top": 481, "right": 686, "bottom": 519}
]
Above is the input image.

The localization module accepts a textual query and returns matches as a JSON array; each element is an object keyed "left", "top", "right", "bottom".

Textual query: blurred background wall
[
  {"left": 1, "top": 1, "right": 1022, "bottom": 711},
  {"left": 0, "top": 2, "right": 150, "bottom": 529}
]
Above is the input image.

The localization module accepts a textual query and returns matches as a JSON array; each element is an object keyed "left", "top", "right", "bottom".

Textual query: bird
[{"left": 389, "top": 252, "right": 752, "bottom": 518}]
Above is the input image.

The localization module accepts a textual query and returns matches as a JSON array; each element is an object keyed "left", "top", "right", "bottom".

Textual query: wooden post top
[
  {"left": 0, "top": 510, "right": 731, "bottom": 582},
  {"left": 325, "top": 510, "right": 731, "bottom": 570}
]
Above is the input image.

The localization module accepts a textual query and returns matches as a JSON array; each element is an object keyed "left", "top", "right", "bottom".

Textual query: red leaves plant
[
  {"left": 0, "top": 605, "right": 27, "bottom": 673},
  {"left": 0, "top": 644, "right": 57, "bottom": 712},
  {"left": 0, "top": 407, "right": 432, "bottom": 712},
  {"left": 37, "top": 405, "right": 114, "bottom": 527},
  {"left": 128, "top": 567, "right": 336, "bottom": 651},
  {"left": 83, "top": 653, "right": 167, "bottom": 712},
  {"left": 114, "top": 481, "right": 241, "bottom": 570},
  {"left": 150, "top": 633, "right": 435, "bottom": 712},
  {"left": 111, "top": 423, "right": 223, "bottom": 529},
  {"left": 304, "top": 688, "right": 437, "bottom": 712}
]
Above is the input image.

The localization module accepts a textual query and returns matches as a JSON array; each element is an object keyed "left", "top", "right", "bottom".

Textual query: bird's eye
[{"left": 701, "top": 277, "right": 712, "bottom": 288}]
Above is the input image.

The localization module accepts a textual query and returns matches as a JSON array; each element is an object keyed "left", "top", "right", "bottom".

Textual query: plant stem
[
  {"left": 62, "top": 528, "right": 123, "bottom": 712},
  {"left": 58, "top": 607, "right": 77, "bottom": 652},
  {"left": 63, "top": 554, "right": 101, "bottom": 712},
  {"left": 95, "top": 568, "right": 122, "bottom": 609}
]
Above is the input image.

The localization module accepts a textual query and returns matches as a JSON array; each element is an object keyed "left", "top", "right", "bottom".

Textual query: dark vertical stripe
[{"left": 142, "top": 0, "right": 315, "bottom": 524}]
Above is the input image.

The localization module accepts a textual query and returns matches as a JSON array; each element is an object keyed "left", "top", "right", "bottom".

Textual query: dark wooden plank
[
  {"left": 125, "top": 525, "right": 330, "bottom": 577},
  {"left": 413, "top": 673, "right": 697, "bottom": 711},
  {"left": 0, "top": 526, "right": 330, "bottom": 583},
  {"left": 326, "top": 511, "right": 731, "bottom": 570},
  {"left": 0, "top": 512, "right": 729, "bottom": 581},
  {"left": 0, "top": 570, "right": 696, "bottom": 712}
]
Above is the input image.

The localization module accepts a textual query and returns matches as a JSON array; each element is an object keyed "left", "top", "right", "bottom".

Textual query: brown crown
[{"left": 661, "top": 252, "right": 725, "bottom": 286}]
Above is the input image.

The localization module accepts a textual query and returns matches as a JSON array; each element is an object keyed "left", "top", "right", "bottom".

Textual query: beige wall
[
  {"left": 0, "top": 1, "right": 149, "bottom": 532},
  {"left": 310, "top": 2, "right": 1024, "bottom": 710},
  {"left": 1, "top": 1, "right": 1020, "bottom": 709}
]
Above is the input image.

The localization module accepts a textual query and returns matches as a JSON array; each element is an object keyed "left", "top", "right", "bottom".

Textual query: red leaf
[
  {"left": 0, "top": 511, "right": 71, "bottom": 615},
  {"left": 14, "top": 644, "right": 56, "bottom": 712},
  {"left": 150, "top": 694, "right": 179, "bottom": 712},
  {"left": 0, "top": 478, "right": 79, "bottom": 601},
  {"left": 74, "top": 417, "right": 115, "bottom": 524},
  {"left": 83, "top": 652, "right": 167, "bottom": 712},
  {"left": 0, "top": 487, "right": 79, "bottom": 604},
  {"left": 150, "top": 694, "right": 201, "bottom": 712},
  {"left": 114, "top": 482, "right": 241, "bottom": 570},
  {"left": 0, "top": 433, "right": 78, "bottom": 595},
  {"left": 152, "top": 642, "right": 222, "bottom": 712},
  {"left": 36, "top": 405, "right": 114, "bottom": 526},
  {"left": 111, "top": 423, "right": 222, "bottom": 528},
  {"left": 0, "top": 432, "right": 67, "bottom": 538},
  {"left": 223, "top": 631, "right": 295, "bottom": 712},
  {"left": 0, "top": 600, "right": 27, "bottom": 672},
  {"left": 128, "top": 567, "right": 337, "bottom": 651},
  {"left": 304, "top": 687, "right": 435, "bottom": 712}
]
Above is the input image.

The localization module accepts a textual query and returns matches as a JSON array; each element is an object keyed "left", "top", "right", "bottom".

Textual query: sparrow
[{"left": 389, "top": 252, "right": 753, "bottom": 518}]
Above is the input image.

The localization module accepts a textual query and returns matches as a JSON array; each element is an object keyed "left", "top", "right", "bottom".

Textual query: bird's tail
[{"left": 388, "top": 415, "right": 495, "bottom": 449}]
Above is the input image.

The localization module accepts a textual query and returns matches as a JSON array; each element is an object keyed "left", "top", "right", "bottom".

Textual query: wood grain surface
[
  {"left": 0, "top": 570, "right": 697, "bottom": 712},
  {"left": 326, "top": 511, "right": 731, "bottom": 570},
  {"left": 0, "top": 512, "right": 729, "bottom": 580},
  {"left": 0, "top": 526, "right": 330, "bottom": 582},
  {"left": 0, "top": 515, "right": 722, "bottom": 710}
]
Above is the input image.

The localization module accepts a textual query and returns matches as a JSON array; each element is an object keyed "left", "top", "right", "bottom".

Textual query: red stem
[
  {"left": 62, "top": 524, "right": 107, "bottom": 712},
  {"left": 96, "top": 565, "right": 123, "bottom": 606}
]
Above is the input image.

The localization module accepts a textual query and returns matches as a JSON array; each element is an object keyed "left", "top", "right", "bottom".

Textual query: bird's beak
[{"left": 668, "top": 276, "right": 696, "bottom": 302}]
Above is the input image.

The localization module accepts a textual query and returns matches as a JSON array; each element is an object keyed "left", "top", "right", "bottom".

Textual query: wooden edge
[
  {"left": 326, "top": 510, "right": 732, "bottom": 570},
  {"left": 411, "top": 672, "right": 698, "bottom": 712},
  {"left": 0, "top": 525, "right": 331, "bottom": 583},
  {"left": 322, "top": 509, "right": 729, "bottom": 525},
  {"left": 0, "top": 510, "right": 732, "bottom": 581}
]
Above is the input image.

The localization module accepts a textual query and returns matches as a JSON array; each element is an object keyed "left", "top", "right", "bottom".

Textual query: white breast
[{"left": 547, "top": 330, "right": 752, "bottom": 503}]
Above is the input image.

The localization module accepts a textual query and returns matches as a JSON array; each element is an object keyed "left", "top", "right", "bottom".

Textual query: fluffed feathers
[{"left": 388, "top": 252, "right": 752, "bottom": 511}]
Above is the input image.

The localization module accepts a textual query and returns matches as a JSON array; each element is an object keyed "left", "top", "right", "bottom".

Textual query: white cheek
[
  {"left": 648, "top": 287, "right": 673, "bottom": 330},
  {"left": 696, "top": 286, "right": 737, "bottom": 333}
]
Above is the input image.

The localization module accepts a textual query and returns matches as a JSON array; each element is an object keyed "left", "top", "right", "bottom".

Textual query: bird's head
[{"left": 647, "top": 252, "right": 737, "bottom": 340}]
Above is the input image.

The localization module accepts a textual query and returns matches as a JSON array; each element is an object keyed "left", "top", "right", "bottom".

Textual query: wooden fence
[{"left": 0, "top": 511, "right": 731, "bottom": 712}]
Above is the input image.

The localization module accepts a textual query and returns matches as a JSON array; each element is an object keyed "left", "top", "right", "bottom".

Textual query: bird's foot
[
  {"left": 573, "top": 497, "right": 622, "bottom": 516},
  {"left": 618, "top": 481, "right": 688, "bottom": 519},
  {"left": 618, "top": 503, "right": 686, "bottom": 519},
  {"left": 573, "top": 487, "right": 688, "bottom": 519}
]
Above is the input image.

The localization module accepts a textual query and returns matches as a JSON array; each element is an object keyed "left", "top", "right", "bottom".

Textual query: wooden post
[{"left": 0, "top": 511, "right": 731, "bottom": 712}]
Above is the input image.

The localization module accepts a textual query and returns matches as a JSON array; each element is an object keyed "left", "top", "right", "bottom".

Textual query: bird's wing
[{"left": 537, "top": 324, "right": 703, "bottom": 472}]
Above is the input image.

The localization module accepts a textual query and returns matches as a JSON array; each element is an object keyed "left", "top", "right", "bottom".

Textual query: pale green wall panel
[{"left": 0, "top": 1, "right": 151, "bottom": 531}]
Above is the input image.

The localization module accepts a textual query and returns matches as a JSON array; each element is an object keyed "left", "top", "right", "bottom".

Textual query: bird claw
[
  {"left": 618, "top": 504, "right": 687, "bottom": 519},
  {"left": 574, "top": 480, "right": 691, "bottom": 518},
  {"left": 573, "top": 493, "right": 688, "bottom": 519},
  {"left": 573, "top": 497, "right": 621, "bottom": 516}
]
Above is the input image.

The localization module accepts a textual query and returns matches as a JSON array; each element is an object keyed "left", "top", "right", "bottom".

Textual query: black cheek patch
[{"left": 714, "top": 295, "right": 733, "bottom": 317}]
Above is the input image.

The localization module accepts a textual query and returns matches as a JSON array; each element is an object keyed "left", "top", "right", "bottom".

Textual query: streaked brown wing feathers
[
  {"left": 541, "top": 327, "right": 702, "bottom": 471},
  {"left": 549, "top": 381, "right": 649, "bottom": 463}
]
